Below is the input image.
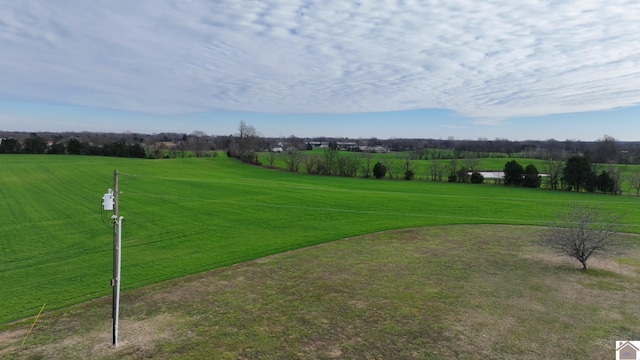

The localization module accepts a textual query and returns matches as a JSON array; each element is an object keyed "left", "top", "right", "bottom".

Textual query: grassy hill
[{"left": 2, "top": 154, "right": 640, "bottom": 325}]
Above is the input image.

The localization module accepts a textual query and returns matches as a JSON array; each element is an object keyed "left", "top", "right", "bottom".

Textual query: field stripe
[{"left": 125, "top": 191, "right": 640, "bottom": 230}]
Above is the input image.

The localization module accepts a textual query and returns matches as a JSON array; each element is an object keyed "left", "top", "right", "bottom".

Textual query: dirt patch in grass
[
  {"left": 0, "top": 329, "right": 25, "bottom": 357},
  {"left": 2, "top": 310, "right": 184, "bottom": 360},
  {"left": 2, "top": 225, "right": 639, "bottom": 359}
]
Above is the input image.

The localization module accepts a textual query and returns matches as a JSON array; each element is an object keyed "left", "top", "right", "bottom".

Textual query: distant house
[
  {"left": 618, "top": 341, "right": 639, "bottom": 360},
  {"left": 359, "top": 145, "right": 390, "bottom": 153},
  {"left": 336, "top": 141, "right": 357, "bottom": 150},
  {"left": 306, "top": 141, "right": 329, "bottom": 149},
  {"left": 155, "top": 141, "right": 177, "bottom": 150}
]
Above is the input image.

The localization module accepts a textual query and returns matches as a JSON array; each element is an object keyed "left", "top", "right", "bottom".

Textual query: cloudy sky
[{"left": 1, "top": 0, "right": 640, "bottom": 140}]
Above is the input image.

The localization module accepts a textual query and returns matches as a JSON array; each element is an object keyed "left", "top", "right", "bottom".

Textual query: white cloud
[{"left": 1, "top": 0, "right": 640, "bottom": 120}]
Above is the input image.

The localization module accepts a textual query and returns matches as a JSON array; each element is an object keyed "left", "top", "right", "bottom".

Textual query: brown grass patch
[
  {"left": 522, "top": 250, "right": 638, "bottom": 276},
  {"left": 0, "top": 329, "right": 25, "bottom": 357},
  {"left": 3, "top": 312, "right": 183, "bottom": 360},
  {"left": 2, "top": 225, "right": 639, "bottom": 359}
]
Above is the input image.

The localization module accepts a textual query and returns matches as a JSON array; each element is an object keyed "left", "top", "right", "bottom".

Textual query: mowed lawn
[
  {"left": 2, "top": 155, "right": 640, "bottom": 325},
  {"left": 2, "top": 225, "right": 640, "bottom": 359}
]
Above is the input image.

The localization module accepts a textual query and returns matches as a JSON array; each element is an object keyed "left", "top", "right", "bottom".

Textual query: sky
[{"left": 1, "top": 1, "right": 640, "bottom": 141}]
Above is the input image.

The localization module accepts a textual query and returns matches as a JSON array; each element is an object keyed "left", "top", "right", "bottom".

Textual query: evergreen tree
[
  {"left": 562, "top": 155, "right": 594, "bottom": 192},
  {"left": 503, "top": 160, "right": 524, "bottom": 186},
  {"left": 522, "top": 164, "right": 541, "bottom": 188},
  {"left": 372, "top": 162, "right": 387, "bottom": 179}
]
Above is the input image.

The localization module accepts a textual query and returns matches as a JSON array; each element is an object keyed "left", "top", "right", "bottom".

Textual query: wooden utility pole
[{"left": 112, "top": 170, "right": 122, "bottom": 347}]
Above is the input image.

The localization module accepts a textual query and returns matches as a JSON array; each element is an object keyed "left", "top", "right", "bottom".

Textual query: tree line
[
  {"left": 4, "top": 129, "right": 640, "bottom": 164},
  {"left": 502, "top": 156, "right": 622, "bottom": 194},
  {"left": 0, "top": 133, "right": 146, "bottom": 158},
  {"left": 3, "top": 127, "right": 640, "bottom": 195},
  {"left": 255, "top": 145, "right": 640, "bottom": 196}
]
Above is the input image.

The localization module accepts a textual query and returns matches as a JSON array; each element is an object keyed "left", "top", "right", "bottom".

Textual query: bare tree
[
  {"left": 429, "top": 159, "right": 446, "bottom": 182},
  {"left": 628, "top": 170, "right": 640, "bottom": 196},
  {"left": 282, "top": 148, "right": 302, "bottom": 172},
  {"left": 456, "top": 165, "right": 470, "bottom": 183},
  {"left": 178, "top": 134, "right": 188, "bottom": 158},
  {"left": 360, "top": 152, "right": 373, "bottom": 178},
  {"left": 541, "top": 204, "right": 620, "bottom": 270},
  {"left": 628, "top": 143, "right": 640, "bottom": 164},
  {"left": 304, "top": 155, "right": 321, "bottom": 174},
  {"left": 593, "top": 135, "right": 618, "bottom": 164},
  {"left": 604, "top": 162, "right": 623, "bottom": 195},
  {"left": 337, "top": 156, "right": 348, "bottom": 177},
  {"left": 235, "top": 121, "right": 259, "bottom": 163},
  {"left": 427, "top": 160, "right": 436, "bottom": 181},
  {"left": 382, "top": 158, "right": 399, "bottom": 179},
  {"left": 464, "top": 156, "right": 481, "bottom": 173},
  {"left": 544, "top": 158, "right": 564, "bottom": 190},
  {"left": 410, "top": 149, "right": 425, "bottom": 160},
  {"left": 336, "top": 156, "right": 360, "bottom": 177},
  {"left": 284, "top": 135, "right": 304, "bottom": 150},
  {"left": 267, "top": 150, "right": 278, "bottom": 167},
  {"left": 448, "top": 157, "right": 458, "bottom": 181},
  {"left": 403, "top": 154, "right": 415, "bottom": 179},
  {"left": 321, "top": 148, "right": 339, "bottom": 175},
  {"left": 191, "top": 130, "right": 207, "bottom": 157},
  {"left": 146, "top": 138, "right": 159, "bottom": 159}
]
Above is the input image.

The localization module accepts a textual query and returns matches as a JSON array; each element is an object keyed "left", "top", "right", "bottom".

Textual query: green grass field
[{"left": 2, "top": 154, "right": 640, "bottom": 326}]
